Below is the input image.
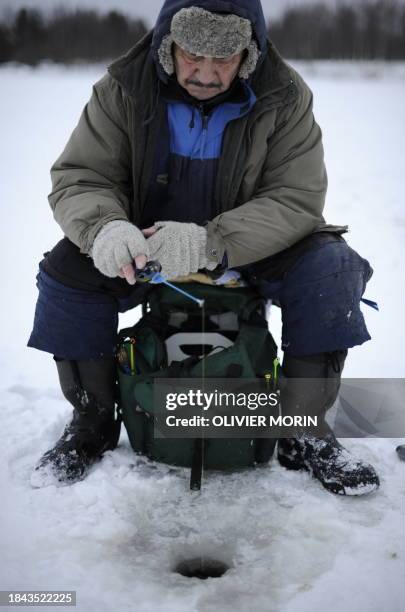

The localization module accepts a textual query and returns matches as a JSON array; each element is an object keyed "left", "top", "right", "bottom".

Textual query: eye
[
  {"left": 184, "top": 52, "right": 203, "bottom": 63},
  {"left": 215, "top": 56, "right": 238, "bottom": 66}
]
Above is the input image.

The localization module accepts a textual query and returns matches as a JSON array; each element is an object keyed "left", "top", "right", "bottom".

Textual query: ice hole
[{"left": 175, "top": 557, "right": 229, "bottom": 579}]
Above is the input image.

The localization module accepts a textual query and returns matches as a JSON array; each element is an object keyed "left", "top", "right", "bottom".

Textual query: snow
[{"left": 1, "top": 60, "right": 405, "bottom": 611}]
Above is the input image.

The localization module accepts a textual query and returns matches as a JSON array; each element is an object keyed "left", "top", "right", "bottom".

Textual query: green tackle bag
[{"left": 116, "top": 282, "right": 279, "bottom": 471}]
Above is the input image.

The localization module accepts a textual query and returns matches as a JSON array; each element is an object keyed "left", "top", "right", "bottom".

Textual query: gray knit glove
[
  {"left": 146, "top": 221, "right": 216, "bottom": 280},
  {"left": 91, "top": 220, "right": 149, "bottom": 279}
]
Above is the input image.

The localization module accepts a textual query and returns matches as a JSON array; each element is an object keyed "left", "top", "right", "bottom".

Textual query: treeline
[
  {"left": 0, "top": 8, "right": 148, "bottom": 64},
  {"left": 269, "top": 1, "right": 405, "bottom": 60},
  {"left": 0, "top": 1, "right": 404, "bottom": 64}
]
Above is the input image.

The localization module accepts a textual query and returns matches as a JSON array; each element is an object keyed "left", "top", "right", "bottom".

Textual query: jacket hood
[
  {"left": 151, "top": 0, "right": 268, "bottom": 82},
  {"left": 108, "top": 6, "right": 297, "bottom": 120}
]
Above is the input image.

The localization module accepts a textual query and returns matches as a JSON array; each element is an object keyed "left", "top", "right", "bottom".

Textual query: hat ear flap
[
  {"left": 158, "top": 33, "right": 175, "bottom": 76},
  {"left": 238, "top": 39, "right": 260, "bottom": 80}
]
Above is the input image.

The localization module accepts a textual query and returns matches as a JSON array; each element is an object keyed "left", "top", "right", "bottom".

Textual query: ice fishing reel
[
  {"left": 134, "top": 260, "right": 204, "bottom": 308},
  {"left": 134, "top": 260, "right": 162, "bottom": 283}
]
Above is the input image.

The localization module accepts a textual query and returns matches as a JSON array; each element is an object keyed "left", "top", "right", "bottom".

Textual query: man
[{"left": 29, "top": 0, "right": 379, "bottom": 495}]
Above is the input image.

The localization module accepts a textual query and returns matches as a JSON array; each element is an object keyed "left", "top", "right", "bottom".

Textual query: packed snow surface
[{"left": 0, "top": 60, "right": 404, "bottom": 611}]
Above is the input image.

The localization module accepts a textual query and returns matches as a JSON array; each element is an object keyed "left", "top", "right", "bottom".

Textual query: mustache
[{"left": 185, "top": 79, "right": 222, "bottom": 89}]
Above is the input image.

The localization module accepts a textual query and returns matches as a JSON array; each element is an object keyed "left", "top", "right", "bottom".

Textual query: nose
[{"left": 196, "top": 59, "right": 217, "bottom": 86}]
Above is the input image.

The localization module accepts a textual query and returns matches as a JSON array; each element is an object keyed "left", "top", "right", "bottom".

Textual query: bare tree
[
  {"left": 269, "top": 1, "right": 405, "bottom": 60},
  {"left": 0, "top": 7, "right": 148, "bottom": 64}
]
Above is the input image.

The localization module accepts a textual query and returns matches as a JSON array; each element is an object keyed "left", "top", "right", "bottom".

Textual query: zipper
[
  {"left": 198, "top": 104, "right": 209, "bottom": 130},
  {"left": 198, "top": 104, "right": 209, "bottom": 160},
  {"left": 137, "top": 100, "right": 166, "bottom": 222}
]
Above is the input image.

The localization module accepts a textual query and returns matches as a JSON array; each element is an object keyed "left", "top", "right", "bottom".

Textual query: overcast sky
[{"left": 1, "top": 0, "right": 396, "bottom": 26}]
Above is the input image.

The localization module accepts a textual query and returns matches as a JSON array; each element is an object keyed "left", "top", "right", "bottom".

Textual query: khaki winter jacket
[{"left": 48, "top": 32, "right": 347, "bottom": 268}]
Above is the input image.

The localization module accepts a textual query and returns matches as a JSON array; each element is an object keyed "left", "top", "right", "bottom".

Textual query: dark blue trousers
[{"left": 28, "top": 233, "right": 373, "bottom": 360}]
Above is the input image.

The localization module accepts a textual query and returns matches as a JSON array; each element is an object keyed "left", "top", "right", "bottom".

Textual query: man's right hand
[{"left": 91, "top": 220, "right": 149, "bottom": 285}]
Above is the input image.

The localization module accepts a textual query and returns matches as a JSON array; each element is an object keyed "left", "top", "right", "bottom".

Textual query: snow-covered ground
[{"left": 0, "top": 61, "right": 404, "bottom": 611}]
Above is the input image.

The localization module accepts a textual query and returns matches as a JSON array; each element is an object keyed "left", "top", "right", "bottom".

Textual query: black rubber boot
[
  {"left": 31, "top": 358, "right": 121, "bottom": 487},
  {"left": 277, "top": 351, "right": 380, "bottom": 496}
]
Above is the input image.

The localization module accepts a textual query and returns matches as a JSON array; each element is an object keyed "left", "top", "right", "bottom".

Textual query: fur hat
[{"left": 158, "top": 6, "right": 260, "bottom": 80}]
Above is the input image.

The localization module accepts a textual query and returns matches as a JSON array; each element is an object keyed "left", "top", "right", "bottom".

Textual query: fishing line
[{"left": 135, "top": 261, "right": 214, "bottom": 573}]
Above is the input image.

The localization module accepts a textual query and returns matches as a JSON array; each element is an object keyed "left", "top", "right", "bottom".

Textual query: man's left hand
[{"left": 143, "top": 221, "right": 216, "bottom": 280}]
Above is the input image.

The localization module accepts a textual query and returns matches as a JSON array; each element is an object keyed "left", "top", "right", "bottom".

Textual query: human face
[{"left": 173, "top": 43, "right": 244, "bottom": 101}]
